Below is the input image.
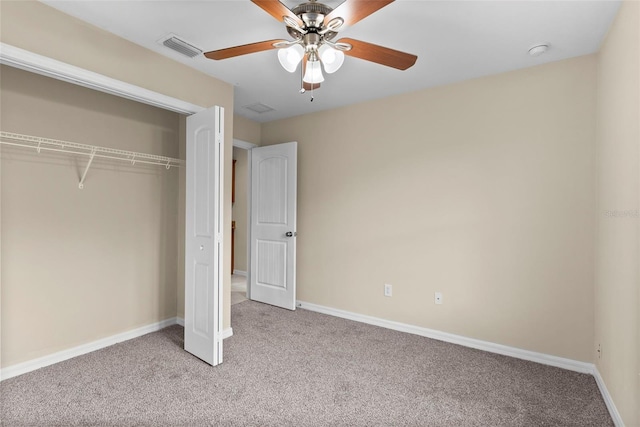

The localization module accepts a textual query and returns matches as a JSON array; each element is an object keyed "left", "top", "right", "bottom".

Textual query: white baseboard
[
  {"left": 593, "top": 366, "right": 625, "bottom": 426},
  {"left": 175, "top": 317, "right": 233, "bottom": 339},
  {"left": 297, "top": 301, "right": 631, "bottom": 422},
  {"left": 232, "top": 270, "right": 247, "bottom": 277},
  {"left": 0, "top": 317, "right": 177, "bottom": 381},
  {"left": 296, "top": 301, "right": 594, "bottom": 374},
  {"left": 1, "top": 318, "right": 234, "bottom": 381}
]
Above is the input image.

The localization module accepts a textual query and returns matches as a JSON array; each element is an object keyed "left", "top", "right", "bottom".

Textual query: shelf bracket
[
  {"left": 79, "top": 148, "right": 97, "bottom": 190},
  {"left": 0, "top": 132, "right": 185, "bottom": 190}
]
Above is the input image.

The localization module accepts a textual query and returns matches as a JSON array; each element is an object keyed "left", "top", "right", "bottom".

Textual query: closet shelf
[{"left": 0, "top": 131, "right": 184, "bottom": 189}]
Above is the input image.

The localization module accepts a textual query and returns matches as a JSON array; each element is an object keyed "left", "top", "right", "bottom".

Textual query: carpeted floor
[{"left": 0, "top": 301, "right": 613, "bottom": 426}]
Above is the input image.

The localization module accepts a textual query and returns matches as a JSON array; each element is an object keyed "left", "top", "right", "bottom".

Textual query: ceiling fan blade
[
  {"left": 338, "top": 38, "right": 417, "bottom": 70},
  {"left": 251, "top": 0, "right": 304, "bottom": 26},
  {"left": 324, "top": 0, "right": 394, "bottom": 27},
  {"left": 204, "top": 39, "right": 287, "bottom": 60}
]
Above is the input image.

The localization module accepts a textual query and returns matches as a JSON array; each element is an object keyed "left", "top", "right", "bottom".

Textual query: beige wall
[
  {"left": 262, "top": 55, "right": 597, "bottom": 362},
  {"left": 595, "top": 2, "right": 640, "bottom": 425},
  {"left": 0, "top": 65, "right": 180, "bottom": 366},
  {"left": 1, "top": 1, "right": 235, "bottom": 358},
  {"left": 233, "top": 115, "right": 261, "bottom": 146},
  {"left": 232, "top": 148, "right": 249, "bottom": 273}
]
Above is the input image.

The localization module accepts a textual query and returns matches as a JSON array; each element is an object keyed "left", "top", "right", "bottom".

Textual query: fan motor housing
[
  {"left": 288, "top": 1, "right": 337, "bottom": 40},
  {"left": 294, "top": 1, "right": 332, "bottom": 30},
  {"left": 301, "top": 12, "right": 324, "bottom": 29},
  {"left": 292, "top": 2, "right": 332, "bottom": 17}
]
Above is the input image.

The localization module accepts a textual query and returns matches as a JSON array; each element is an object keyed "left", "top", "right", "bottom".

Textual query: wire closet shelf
[{"left": 0, "top": 131, "right": 184, "bottom": 189}]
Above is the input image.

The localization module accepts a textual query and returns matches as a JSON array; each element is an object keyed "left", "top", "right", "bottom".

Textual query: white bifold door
[
  {"left": 184, "top": 106, "right": 224, "bottom": 366},
  {"left": 250, "top": 142, "right": 298, "bottom": 310}
]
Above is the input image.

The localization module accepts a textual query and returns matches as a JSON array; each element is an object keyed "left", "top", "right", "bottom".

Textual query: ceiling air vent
[
  {"left": 161, "top": 35, "right": 202, "bottom": 58},
  {"left": 243, "top": 103, "right": 276, "bottom": 114}
]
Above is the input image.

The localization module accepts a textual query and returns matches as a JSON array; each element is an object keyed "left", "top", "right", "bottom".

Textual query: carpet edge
[
  {"left": 0, "top": 318, "right": 234, "bottom": 382},
  {"left": 296, "top": 301, "right": 627, "bottom": 421},
  {"left": 593, "top": 366, "right": 625, "bottom": 427},
  {"left": 296, "top": 301, "right": 594, "bottom": 373},
  {"left": 0, "top": 317, "right": 178, "bottom": 381}
]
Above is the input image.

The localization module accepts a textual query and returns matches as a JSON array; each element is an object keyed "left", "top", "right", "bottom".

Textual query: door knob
[
  {"left": 199, "top": 245, "right": 204, "bottom": 251},
  {"left": 285, "top": 231, "right": 296, "bottom": 237}
]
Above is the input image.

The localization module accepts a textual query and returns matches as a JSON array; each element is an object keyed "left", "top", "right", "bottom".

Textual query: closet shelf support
[{"left": 79, "top": 148, "right": 96, "bottom": 190}]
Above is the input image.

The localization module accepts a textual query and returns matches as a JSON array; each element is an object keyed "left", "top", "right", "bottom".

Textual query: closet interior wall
[{"left": 0, "top": 65, "right": 182, "bottom": 367}]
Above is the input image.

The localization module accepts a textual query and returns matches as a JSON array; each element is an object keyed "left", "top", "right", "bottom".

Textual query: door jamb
[{"left": 232, "top": 138, "right": 257, "bottom": 300}]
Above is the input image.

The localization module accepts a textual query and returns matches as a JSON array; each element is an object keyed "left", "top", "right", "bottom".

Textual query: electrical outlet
[
  {"left": 434, "top": 292, "right": 443, "bottom": 305},
  {"left": 384, "top": 284, "right": 392, "bottom": 297},
  {"left": 597, "top": 343, "right": 602, "bottom": 359}
]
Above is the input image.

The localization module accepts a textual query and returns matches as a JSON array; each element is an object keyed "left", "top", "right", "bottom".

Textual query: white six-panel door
[
  {"left": 185, "top": 106, "right": 224, "bottom": 366},
  {"left": 250, "top": 142, "right": 297, "bottom": 310}
]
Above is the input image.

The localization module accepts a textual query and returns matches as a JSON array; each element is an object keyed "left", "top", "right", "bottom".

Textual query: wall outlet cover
[
  {"left": 384, "top": 284, "right": 392, "bottom": 297},
  {"left": 435, "top": 292, "right": 443, "bottom": 304}
]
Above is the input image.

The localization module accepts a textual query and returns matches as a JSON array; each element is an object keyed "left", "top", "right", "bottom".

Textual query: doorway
[{"left": 231, "top": 143, "right": 252, "bottom": 305}]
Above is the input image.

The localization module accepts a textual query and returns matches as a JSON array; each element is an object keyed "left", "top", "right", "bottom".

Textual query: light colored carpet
[{"left": 0, "top": 301, "right": 613, "bottom": 426}]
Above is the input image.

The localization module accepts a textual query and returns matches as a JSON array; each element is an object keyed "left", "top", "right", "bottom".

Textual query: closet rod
[{"left": 0, "top": 131, "right": 184, "bottom": 189}]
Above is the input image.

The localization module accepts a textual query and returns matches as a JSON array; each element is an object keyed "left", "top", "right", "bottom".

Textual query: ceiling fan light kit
[
  {"left": 318, "top": 44, "right": 344, "bottom": 73},
  {"left": 204, "top": 0, "right": 418, "bottom": 96},
  {"left": 278, "top": 44, "right": 305, "bottom": 72},
  {"left": 303, "top": 56, "right": 325, "bottom": 84}
]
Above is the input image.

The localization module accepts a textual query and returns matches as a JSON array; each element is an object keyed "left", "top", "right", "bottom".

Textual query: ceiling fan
[{"left": 203, "top": 0, "right": 417, "bottom": 94}]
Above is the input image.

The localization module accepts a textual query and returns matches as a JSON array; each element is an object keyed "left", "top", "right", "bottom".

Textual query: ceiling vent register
[
  {"left": 243, "top": 103, "right": 276, "bottom": 114},
  {"left": 162, "top": 35, "right": 202, "bottom": 58}
]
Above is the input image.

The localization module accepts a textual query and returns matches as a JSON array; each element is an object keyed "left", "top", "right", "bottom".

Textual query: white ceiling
[{"left": 40, "top": 0, "right": 620, "bottom": 123}]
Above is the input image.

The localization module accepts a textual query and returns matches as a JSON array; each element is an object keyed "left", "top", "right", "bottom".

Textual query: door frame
[
  {"left": 0, "top": 43, "right": 204, "bottom": 115},
  {"left": 232, "top": 139, "right": 257, "bottom": 301},
  {"left": 232, "top": 139, "right": 298, "bottom": 307}
]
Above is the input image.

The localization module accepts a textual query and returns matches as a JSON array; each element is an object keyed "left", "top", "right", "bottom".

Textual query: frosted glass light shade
[
  {"left": 303, "top": 60, "right": 325, "bottom": 84},
  {"left": 318, "top": 44, "right": 344, "bottom": 74},
  {"left": 277, "top": 44, "right": 304, "bottom": 72}
]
